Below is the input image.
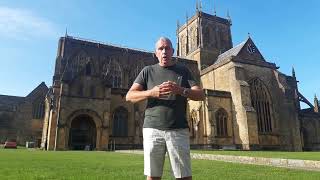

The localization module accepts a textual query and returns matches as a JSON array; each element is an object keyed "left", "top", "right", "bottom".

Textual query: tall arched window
[
  {"left": 204, "top": 26, "right": 210, "bottom": 46},
  {"left": 85, "top": 62, "right": 92, "bottom": 76},
  {"left": 129, "top": 61, "right": 144, "bottom": 87},
  {"left": 69, "top": 51, "right": 90, "bottom": 76},
  {"left": 112, "top": 107, "right": 128, "bottom": 137},
  {"left": 32, "top": 100, "right": 45, "bottom": 119},
  {"left": 111, "top": 60, "right": 122, "bottom": 88},
  {"left": 180, "top": 35, "right": 186, "bottom": 57},
  {"left": 189, "top": 27, "right": 195, "bottom": 52},
  {"left": 102, "top": 58, "right": 122, "bottom": 88},
  {"left": 215, "top": 108, "right": 228, "bottom": 137},
  {"left": 249, "top": 78, "right": 273, "bottom": 133},
  {"left": 189, "top": 110, "right": 197, "bottom": 137}
]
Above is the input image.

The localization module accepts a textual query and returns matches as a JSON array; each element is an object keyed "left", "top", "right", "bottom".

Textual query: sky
[{"left": 0, "top": 0, "right": 319, "bottom": 108}]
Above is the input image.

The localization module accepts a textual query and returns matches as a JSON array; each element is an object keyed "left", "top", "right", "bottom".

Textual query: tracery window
[
  {"left": 32, "top": 100, "right": 45, "bottom": 119},
  {"left": 112, "top": 107, "right": 128, "bottom": 137},
  {"left": 215, "top": 108, "right": 228, "bottom": 136},
  {"left": 249, "top": 78, "right": 273, "bottom": 133},
  {"left": 102, "top": 58, "right": 122, "bottom": 88},
  {"left": 180, "top": 35, "right": 186, "bottom": 57},
  {"left": 129, "top": 61, "right": 145, "bottom": 87},
  {"left": 85, "top": 62, "right": 92, "bottom": 76},
  {"left": 69, "top": 51, "right": 90, "bottom": 75}
]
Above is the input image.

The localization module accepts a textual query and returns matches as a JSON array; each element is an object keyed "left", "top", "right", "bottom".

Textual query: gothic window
[
  {"left": 90, "top": 86, "right": 95, "bottom": 97},
  {"left": 78, "top": 84, "right": 83, "bottom": 96},
  {"left": 69, "top": 51, "right": 90, "bottom": 76},
  {"left": 189, "top": 27, "right": 194, "bottom": 51},
  {"left": 102, "top": 58, "right": 122, "bottom": 88},
  {"left": 112, "top": 106, "right": 128, "bottom": 137},
  {"left": 32, "top": 100, "right": 45, "bottom": 119},
  {"left": 189, "top": 110, "right": 197, "bottom": 137},
  {"left": 215, "top": 27, "right": 220, "bottom": 49},
  {"left": 215, "top": 108, "right": 228, "bottom": 137},
  {"left": 196, "top": 27, "right": 199, "bottom": 47},
  {"left": 129, "top": 61, "right": 145, "bottom": 87},
  {"left": 249, "top": 78, "right": 273, "bottom": 133},
  {"left": 180, "top": 35, "right": 186, "bottom": 57},
  {"left": 204, "top": 26, "right": 210, "bottom": 46},
  {"left": 85, "top": 62, "right": 92, "bottom": 76},
  {"left": 220, "top": 29, "right": 228, "bottom": 52},
  {"left": 185, "top": 34, "right": 189, "bottom": 55}
]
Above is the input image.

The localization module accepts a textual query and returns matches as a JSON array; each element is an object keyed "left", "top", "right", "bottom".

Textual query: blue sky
[{"left": 0, "top": 0, "right": 319, "bottom": 108}]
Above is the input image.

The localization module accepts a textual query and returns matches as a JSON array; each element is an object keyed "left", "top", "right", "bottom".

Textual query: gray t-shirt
[{"left": 134, "top": 63, "right": 197, "bottom": 129}]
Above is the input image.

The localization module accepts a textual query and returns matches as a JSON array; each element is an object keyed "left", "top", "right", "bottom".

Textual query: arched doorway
[{"left": 68, "top": 115, "right": 96, "bottom": 150}]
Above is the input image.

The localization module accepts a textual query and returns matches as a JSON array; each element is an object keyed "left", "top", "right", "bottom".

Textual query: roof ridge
[{"left": 66, "top": 36, "right": 153, "bottom": 54}]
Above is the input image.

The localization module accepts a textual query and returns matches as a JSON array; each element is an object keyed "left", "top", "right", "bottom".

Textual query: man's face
[{"left": 155, "top": 39, "right": 174, "bottom": 67}]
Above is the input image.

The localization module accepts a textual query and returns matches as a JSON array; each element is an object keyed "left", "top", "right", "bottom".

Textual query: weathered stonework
[
  {"left": 1, "top": 10, "right": 319, "bottom": 151},
  {"left": 0, "top": 83, "right": 48, "bottom": 145}
]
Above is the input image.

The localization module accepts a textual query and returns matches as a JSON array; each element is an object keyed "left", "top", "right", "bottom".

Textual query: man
[{"left": 126, "top": 37, "right": 204, "bottom": 180}]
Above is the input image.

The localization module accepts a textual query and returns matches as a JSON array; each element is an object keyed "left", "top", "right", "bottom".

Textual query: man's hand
[
  {"left": 158, "top": 81, "right": 183, "bottom": 95},
  {"left": 149, "top": 84, "right": 171, "bottom": 99}
]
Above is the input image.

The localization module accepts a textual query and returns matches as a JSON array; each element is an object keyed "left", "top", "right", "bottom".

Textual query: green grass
[
  {"left": 0, "top": 149, "right": 319, "bottom": 180},
  {"left": 192, "top": 150, "right": 320, "bottom": 161}
]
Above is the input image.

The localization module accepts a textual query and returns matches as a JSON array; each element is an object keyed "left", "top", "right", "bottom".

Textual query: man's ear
[{"left": 172, "top": 48, "right": 175, "bottom": 54}]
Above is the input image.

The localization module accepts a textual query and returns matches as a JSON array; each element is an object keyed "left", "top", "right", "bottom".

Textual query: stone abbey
[{"left": 1, "top": 10, "right": 320, "bottom": 151}]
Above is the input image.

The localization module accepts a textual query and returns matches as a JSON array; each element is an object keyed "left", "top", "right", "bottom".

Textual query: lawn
[
  {"left": 0, "top": 149, "right": 319, "bottom": 180},
  {"left": 192, "top": 150, "right": 320, "bottom": 161}
]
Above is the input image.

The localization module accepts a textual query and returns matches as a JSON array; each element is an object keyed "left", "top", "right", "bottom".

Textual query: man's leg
[
  {"left": 143, "top": 128, "right": 166, "bottom": 180},
  {"left": 165, "top": 129, "right": 192, "bottom": 180}
]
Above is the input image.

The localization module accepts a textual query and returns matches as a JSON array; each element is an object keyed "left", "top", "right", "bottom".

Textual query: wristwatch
[{"left": 182, "top": 88, "right": 190, "bottom": 97}]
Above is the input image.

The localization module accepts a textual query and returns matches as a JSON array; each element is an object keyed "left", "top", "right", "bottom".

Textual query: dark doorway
[{"left": 69, "top": 115, "right": 96, "bottom": 150}]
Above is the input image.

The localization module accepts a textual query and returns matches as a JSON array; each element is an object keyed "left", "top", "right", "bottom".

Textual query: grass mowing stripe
[
  {"left": 0, "top": 149, "right": 319, "bottom": 180},
  {"left": 191, "top": 150, "right": 320, "bottom": 161}
]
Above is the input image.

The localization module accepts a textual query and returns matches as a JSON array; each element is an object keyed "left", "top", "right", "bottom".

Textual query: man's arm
[
  {"left": 160, "top": 82, "right": 205, "bottom": 101},
  {"left": 126, "top": 83, "right": 150, "bottom": 103},
  {"left": 183, "top": 85, "right": 205, "bottom": 101},
  {"left": 126, "top": 83, "right": 166, "bottom": 103}
]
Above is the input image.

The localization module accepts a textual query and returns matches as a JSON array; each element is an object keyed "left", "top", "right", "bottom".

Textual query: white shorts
[{"left": 143, "top": 128, "right": 191, "bottom": 178}]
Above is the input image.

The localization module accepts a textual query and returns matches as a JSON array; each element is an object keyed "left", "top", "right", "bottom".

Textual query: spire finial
[
  {"left": 196, "top": 0, "right": 199, "bottom": 12},
  {"left": 227, "top": 9, "right": 232, "bottom": 25},
  {"left": 177, "top": 19, "right": 180, "bottom": 29},
  {"left": 247, "top": 32, "right": 251, "bottom": 38},
  {"left": 186, "top": 12, "right": 188, "bottom": 23},
  {"left": 213, "top": 0, "right": 217, "bottom": 16},
  {"left": 292, "top": 66, "right": 296, "bottom": 78},
  {"left": 314, "top": 94, "right": 319, "bottom": 113},
  {"left": 199, "top": 0, "right": 202, "bottom": 11},
  {"left": 65, "top": 27, "right": 68, "bottom": 37},
  {"left": 227, "top": 9, "right": 231, "bottom": 19}
]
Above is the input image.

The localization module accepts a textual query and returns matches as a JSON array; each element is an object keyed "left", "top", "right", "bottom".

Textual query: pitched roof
[
  {"left": 0, "top": 95, "right": 24, "bottom": 105},
  {"left": 0, "top": 95, "right": 24, "bottom": 111},
  {"left": 214, "top": 37, "right": 266, "bottom": 65},
  {"left": 214, "top": 40, "right": 247, "bottom": 65},
  {"left": 26, "top": 82, "right": 48, "bottom": 101}
]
